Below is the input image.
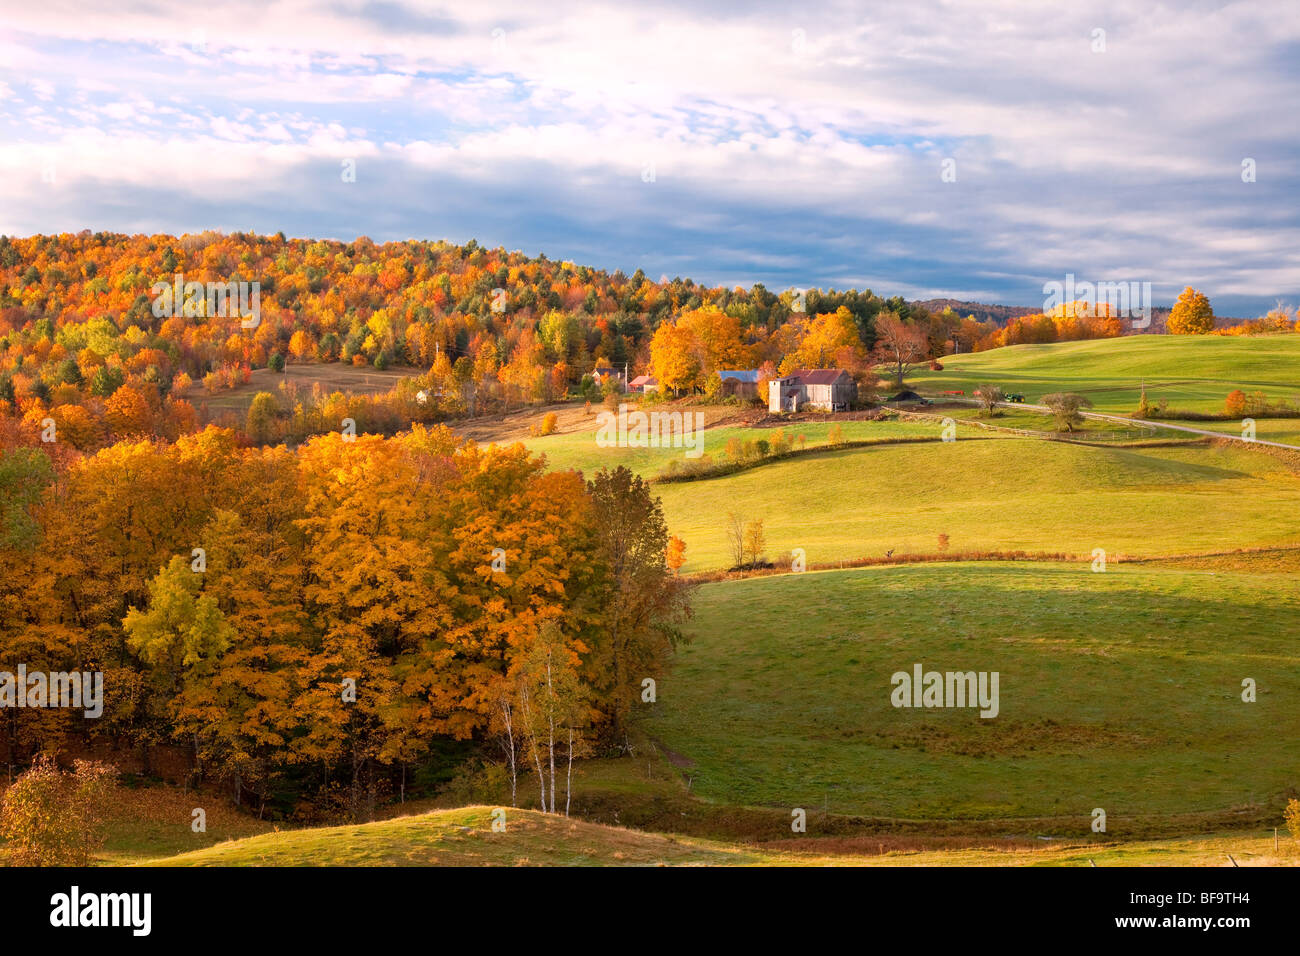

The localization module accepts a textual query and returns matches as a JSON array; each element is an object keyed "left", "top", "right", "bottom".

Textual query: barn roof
[{"left": 791, "top": 368, "right": 849, "bottom": 385}]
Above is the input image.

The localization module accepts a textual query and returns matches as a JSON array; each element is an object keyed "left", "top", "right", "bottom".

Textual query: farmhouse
[
  {"left": 628, "top": 373, "right": 658, "bottom": 393},
  {"left": 768, "top": 368, "right": 856, "bottom": 413},
  {"left": 717, "top": 369, "right": 760, "bottom": 399},
  {"left": 592, "top": 366, "right": 624, "bottom": 390}
]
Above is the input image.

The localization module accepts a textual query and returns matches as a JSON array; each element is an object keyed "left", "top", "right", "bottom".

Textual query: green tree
[
  {"left": 584, "top": 467, "right": 692, "bottom": 744},
  {"left": 246, "top": 391, "right": 280, "bottom": 444}
]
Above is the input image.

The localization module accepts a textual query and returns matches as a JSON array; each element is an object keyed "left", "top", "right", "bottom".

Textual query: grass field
[
  {"left": 140, "top": 805, "right": 1298, "bottom": 866},
  {"left": 911, "top": 334, "right": 1300, "bottom": 415},
  {"left": 524, "top": 415, "right": 954, "bottom": 476},
  {"left": 184, "top": 362, "right": 411, "bottom": 417},
  {"left": 643, "top": 561, "right": 1300, "bottom": 830},
  {"left": 652, "top": 437, "right": 1300, "bottom": 571}
]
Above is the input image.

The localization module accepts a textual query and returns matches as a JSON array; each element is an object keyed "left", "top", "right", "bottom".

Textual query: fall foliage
[{"left": 0, "top": 425, "right": 690, "bottom": 820}]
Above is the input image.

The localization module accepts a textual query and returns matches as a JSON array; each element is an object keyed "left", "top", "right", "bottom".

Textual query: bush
[
  {"left": 929, "top": 360, "right": 944, "bottom": 371},
  {"left": 1285, "top": 798, "right": 1300, "bottom": 841},
  {"left": 540, "top": 412, "right": 558, "bottom": 435},
  {"left": 268, "top": 352, "right": 285, "bottom": 372},
  {"left": 0, "top": 755, "right": 117, "bottom": 865}
]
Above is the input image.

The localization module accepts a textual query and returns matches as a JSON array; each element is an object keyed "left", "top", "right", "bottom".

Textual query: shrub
[
  {"left": 1285, "top": 798, "right": 1300, "bottom": 841},
  {"left": 540, "top": 411, "right": 558, "bottom": 435},
  {"left": 0, "top": 755, "right": 117, "bottom": 866},
  {"left": 268, "top": 352, "right": 285, "bottom": 372},
  {"left": 1224, "top": 389, "right": 1246, "bottom": 418}
]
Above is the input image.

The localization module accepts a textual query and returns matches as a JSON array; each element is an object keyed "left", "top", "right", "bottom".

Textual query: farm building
[
  {"left": 628, "top": 374, "right": 658, "bottom": 393},
  {"left": 717, "top": 369, "right": 760, "bottom": 399},
  {"left": 592, "top": 366, "right": 625, "bottom": 390},
  {"left": 769, "top": 368, "right": 856, "bottom": 413}
]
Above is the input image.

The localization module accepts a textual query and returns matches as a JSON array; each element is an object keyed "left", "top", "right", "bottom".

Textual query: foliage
[
  {"left": 1167, "top": 287, "right": 1215, "bottom": 335},
  {"left": 0, "top": 755, "right": 117, "bottom": 865}
]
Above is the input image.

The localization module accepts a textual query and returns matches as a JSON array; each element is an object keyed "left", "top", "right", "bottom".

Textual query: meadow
[
  {"left": 651, "top": 438, "right": 1300, "bottom": 572},
  {"left": 642, "top": 560, "right": 1300, "bottom": 830},
  {"left": 910, "top": 334, "right": 1300, "bottom": 415}
]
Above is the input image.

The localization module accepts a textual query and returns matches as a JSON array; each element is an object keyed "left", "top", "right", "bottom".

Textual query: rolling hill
[
  {"left": 141, "top": 805, "right": 1295, "bottom": 867},
  {"left": 643, "top": 560, "right": 1300, "bottom": 829},
  {"left": 911, "top": 334, "right": 1300, "bottom": 415}
]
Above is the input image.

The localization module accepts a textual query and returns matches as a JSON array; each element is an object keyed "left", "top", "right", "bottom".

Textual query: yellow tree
[
  {"left": 1167, "top": 287, "right": 1215, "bottom": 334},
  {"left": 650, "top": 322, "right": 702, "bottom": 395},
  {"left": 665, "top": 535, "right": 686, "bottom": 575}
]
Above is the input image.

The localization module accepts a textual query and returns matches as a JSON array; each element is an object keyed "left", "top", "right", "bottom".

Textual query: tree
[
  {"left": 104, "top": 385, "right": 153, "bottom": 437},
  {"left": 514, "top": 620, "right": 586, "bottom": 814},
  {"left": 974, "top": 385, "right": 1004, "bottom": 416},
  {"left": 665, "top": 535, "right": 686, "bottom": 575},
  {"left": 743, "top": 519, "right": 765, "bottom": 566},
  {"left": 649, "top": 321, "right": 703, "bottom": 396},
  {"left": 725, "top": 512, "right": 746, "bottom": 568},
  {"left": 874, "top": 313, "right": 928, "bottom": 387},
  {"left": 787, "top": 307, "right": 864, "bottom": 369},
  {"left": 1167, "top": 287, "right": 1214, "bottom": 334},
  {"left": 584, "top": 467, "right": 692, "bottom": 744},
  {"left": 246, "top": 391, "right": 280, "bottom": 444},
  {"left": 0, "top": 755, "right": 117, "bottom": 865},
  {"left": 1224, "top": 389, "right": 1247, "bottom": 418},
  {"left": 0, "top": 447, "right": 54, "bottom": 550},
  {"left": 1042, "top": 392, "right": 1093, "bottom": 432}
]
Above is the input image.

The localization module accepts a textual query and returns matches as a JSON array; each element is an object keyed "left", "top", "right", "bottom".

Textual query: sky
[{"left": 1, "top": 0, "right": 1297, "bottom": 314}]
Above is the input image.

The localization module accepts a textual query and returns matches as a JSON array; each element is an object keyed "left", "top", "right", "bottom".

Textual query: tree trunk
[
  {"left": 565, "top": 727, "right": 574, "bottom": 817},
  {"left": 520, "top": 686, "right": 547, "bottom": 812},
  {"left": 546, "top": 660, "right": 556, "bottom": 815}
]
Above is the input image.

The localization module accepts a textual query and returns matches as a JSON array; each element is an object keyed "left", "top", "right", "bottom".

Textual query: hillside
[
  {"left": 644, "top": 560, "right": 1300, "bottom": 829},
  {"left": 142, "top": 805, "right": 1295, "bottom": 867},
  {"left": 651, "top": 438, "right": 1300, "bottom": 572},
  {"left": 912, "top": 334, "right": 1300, "bottom": 414}
]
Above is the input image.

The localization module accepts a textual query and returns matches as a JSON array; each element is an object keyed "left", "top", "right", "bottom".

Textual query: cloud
[{"left": 0, "top": 0, "right": 1296, "bottom": 314}]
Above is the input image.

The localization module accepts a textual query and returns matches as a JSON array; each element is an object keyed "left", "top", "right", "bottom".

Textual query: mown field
[
  {"left": 184, "top": 362, "right": 410, "bottom": 416},
  {"left": 652, "top": 438, "right": 1300, "bottom": 572},
  {"left": 525, "top": 414, "right": 955, "bottom": 476},
  {"left": 642, "top": 560, "right": 1300, "bottom": 829},
  {"left": 910, "top": 334, "right": 1300, "bottom": 415}
]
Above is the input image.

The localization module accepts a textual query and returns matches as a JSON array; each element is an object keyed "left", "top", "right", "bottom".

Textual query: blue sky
[{"left": 1, "top": 0, "right": 1297, "bottom": 314}]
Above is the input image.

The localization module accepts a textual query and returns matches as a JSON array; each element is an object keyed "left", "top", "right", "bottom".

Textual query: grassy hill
[
  {"left": 911, "top": 334, "right": 1300, "bottom": 414},
  {"left": 516, "top": 413, "right": 947, "bottom": 476},
  {"left": 653, "top": 438, "right": 1300, "bottom": 571},
  {"left": 643, "top": 560, "right": 1300, "bottom": 829},
  {"left": 141, "top": 804, "right": 1296, "bottom": 866}
]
